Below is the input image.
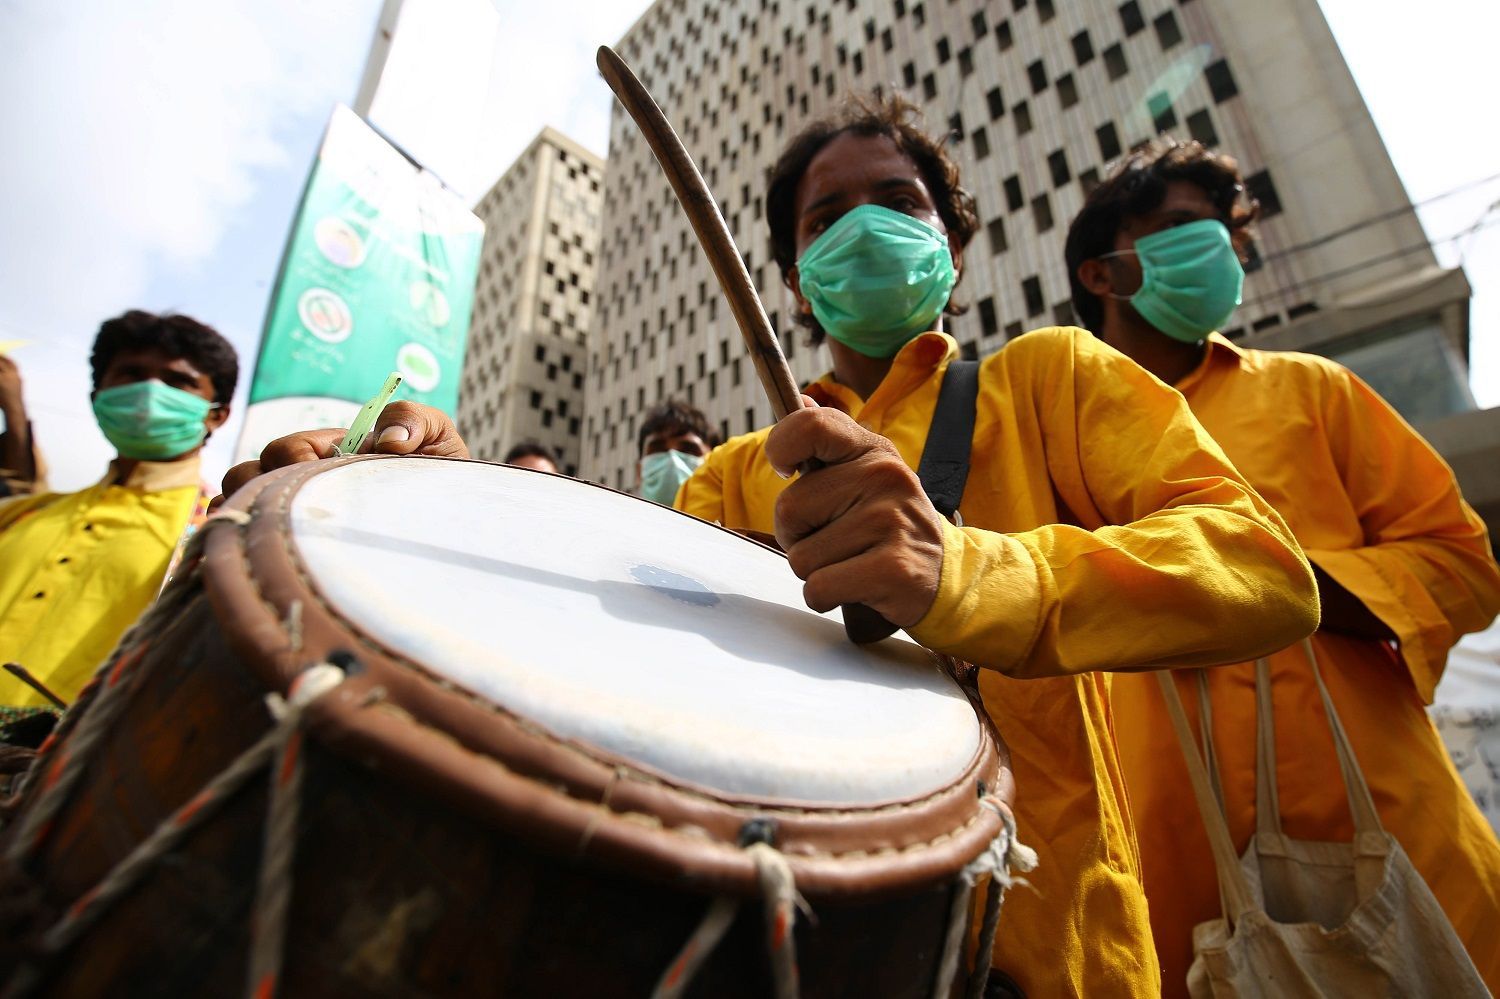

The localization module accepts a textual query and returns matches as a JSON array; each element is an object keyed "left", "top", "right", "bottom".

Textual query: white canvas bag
[{"left": 1157, "top": 639, "right": 1488, "bottom": 997}]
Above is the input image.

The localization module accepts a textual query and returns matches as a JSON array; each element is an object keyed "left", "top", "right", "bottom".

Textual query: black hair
[
  {"left": 637, "top": 399, "right": 718, "bottom": 455},
  {"left": 503, "top": 441, "right": 558, "bottom": 465},
  {"left": 89, "top": 310, "right": 239, "bottom": 405}
]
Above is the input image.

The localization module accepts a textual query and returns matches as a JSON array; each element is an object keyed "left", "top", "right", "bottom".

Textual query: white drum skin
[{"left": 289, "top": 458, "right": 980, "bottom": 804}]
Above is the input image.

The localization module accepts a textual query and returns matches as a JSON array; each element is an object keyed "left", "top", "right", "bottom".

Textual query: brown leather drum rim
[{"left": 201, "top": 455, "right": 1005, "bottom": 901}]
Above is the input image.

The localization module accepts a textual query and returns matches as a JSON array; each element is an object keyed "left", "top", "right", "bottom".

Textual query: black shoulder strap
[{"left": 917, "top": 359, "right": 981, "bottom": 520}]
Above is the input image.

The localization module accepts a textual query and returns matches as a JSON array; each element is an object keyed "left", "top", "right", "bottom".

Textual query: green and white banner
[{"left": 236, "top": 104, "right": 484, "bottom": 460}]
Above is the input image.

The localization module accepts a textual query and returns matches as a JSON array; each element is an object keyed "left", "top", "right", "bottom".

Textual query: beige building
[
  {"left": 459, "top": 127, "right": 604, "bottom": 475},
  {"left": 584, "top": 0, "right": 1476, "bottom": 492}
]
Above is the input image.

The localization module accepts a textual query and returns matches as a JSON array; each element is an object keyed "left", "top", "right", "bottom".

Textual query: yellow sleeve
[
  {"left": 910, "top": 330, "right": 1319, "bottom": 678},
  {"left": 0, "top": 491, "right": 57, "bottom": 533},
  {"left": 674, "top": 446, "right": 727, "bottom": 523},
  {"left": 1304, "top": 365, "right": 1500, "bottom": 702}
]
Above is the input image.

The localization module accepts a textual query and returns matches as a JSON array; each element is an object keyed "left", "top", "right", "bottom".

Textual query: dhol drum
[{"left": 0, "top": 456, "right": 1023, "bottom": 998}]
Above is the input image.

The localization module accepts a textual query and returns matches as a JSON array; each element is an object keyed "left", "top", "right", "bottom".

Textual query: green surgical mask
[
  {"left": 639, "top": 449, "right": 704, "bottom": 506},
  {"left": 1104, "top": 218, "right": 1244, "bottom": 343},
  {"left": 796, "top": 204, "right": 957, "bottom": 358},
  {"left": 92, "top": 380, "right": 214, "bottom": 460}
]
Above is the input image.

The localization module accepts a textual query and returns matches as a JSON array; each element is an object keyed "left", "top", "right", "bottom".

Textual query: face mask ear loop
[{"left": 1095, "top": 250, "right": 1138, "bottom": 302}]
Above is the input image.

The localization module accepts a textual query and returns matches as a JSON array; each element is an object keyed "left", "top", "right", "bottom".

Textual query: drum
[{"left": 0, "top": 456, "right": 1019, "bottom": 998}]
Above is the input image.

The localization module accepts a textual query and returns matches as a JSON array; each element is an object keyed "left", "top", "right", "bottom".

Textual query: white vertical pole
[{"left": 352, "top": 0, "right": 406, "bottom": 118}]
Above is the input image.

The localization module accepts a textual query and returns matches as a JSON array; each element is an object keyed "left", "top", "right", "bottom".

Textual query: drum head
[{"left": 288, "top": 459, "right": 979, "bottom": 804}]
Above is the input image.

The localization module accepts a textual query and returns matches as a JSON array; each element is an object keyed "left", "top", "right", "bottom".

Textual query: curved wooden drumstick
[{"left": 597, "top": 45, "right": 898, "bottom": 644}]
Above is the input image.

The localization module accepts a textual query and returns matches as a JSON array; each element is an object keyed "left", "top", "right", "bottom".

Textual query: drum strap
[{"left": 916, "top": 359, "right": 981, "bottom": 521}]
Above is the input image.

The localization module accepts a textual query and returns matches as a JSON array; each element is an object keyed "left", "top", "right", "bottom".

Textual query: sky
[{"left": 1, "top": 0, "right": 1496, "bottom": 492}]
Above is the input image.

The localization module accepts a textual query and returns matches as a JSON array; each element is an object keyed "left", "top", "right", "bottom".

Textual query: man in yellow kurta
[
  {"left": 1066, "top": 138, "right": 1500, "bottom": 993},
  {"left": 676, "top": 94, "right": 1319, "bottom": 997},
  {"left": 0, "top": 311, "right": 236, "bottom": 709},
  {"left": 218, "top": 96, "right": 1318, "bottom": 995}
]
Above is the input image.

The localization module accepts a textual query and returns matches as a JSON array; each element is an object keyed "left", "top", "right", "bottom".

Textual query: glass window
[
  {"left": 1206, "top": 59, "right": 1239, "bottom": 103},
  {"left": 1072, "top": 29, "right": 1094, "bottom": 65},
  {"left": 1047, "top": 148, "right": 1070, "bottom": 186},
  {"left": 1154, "top": 11, "right": 1183, "bottom": 49},
  {"left": 1014, "top": 100, "right": 1033, "bottom": 135},
  {"left": 987, "top": 216, "right": 1008, "bottom": 254},
  {"left": 1057, "top": 73, "right": 1078, "bottom": 108},
  {"left": 1004, "top": 175, "right": 1024, "bottom": 211},
  {"left": 1096, "top": 121, "right": 1122, "bottom": 160},
  {"left": 1022, "top": 276, "right": 1045, "bottom": 317},
  {"left": 987, "top": 86, "right": 1006, "bottom": 119},
  {"left": 1028, "top": 59, "right": 1048, "bottom": 93},
  {"left": 1032, "top": 194, "right": 1054, "bottom": 232},
  {"left": 1326, "top": 322, "right": 1477, "bottom": 424},
  {"left": 1119, "top": 1, "right": 1145, "bottom": 35},
  {"left": 1186, "top": 108, "right": 1218, "bottom": 146},
  {"left": 1104, "top": 43, "right": 1128, "bottom": 80},
  {"left": 1245, "top": 169, "right": 1283, "bottom": 217},
  {"left": 973, "top": 126, "right": 991, "bottom": 160}
]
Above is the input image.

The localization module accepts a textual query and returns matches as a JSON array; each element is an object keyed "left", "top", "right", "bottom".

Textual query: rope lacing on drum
[
  {"left": 2, "top": 662, "right": 345, "bottom": 999},
  {"left": 651, "top": 822, "right": 808, "bottom": 999},
  {"left": 931, "top": 795, "right": 1038, "bottom": 999}
]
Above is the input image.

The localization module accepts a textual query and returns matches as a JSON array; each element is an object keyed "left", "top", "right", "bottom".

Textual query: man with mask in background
[
  {"left": 1066, "top": 138, "right": 1500, "bottom": 993},
  {"left": 0, "top": 310, "right": 237, "bottom": 710},
  {"left": 635, "top": 398, "right": 716, "bottom": 506}
]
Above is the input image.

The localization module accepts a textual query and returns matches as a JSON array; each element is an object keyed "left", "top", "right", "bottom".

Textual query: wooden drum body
[{"left": 1, "top": 456, "right": 1012, "bottom": 997}]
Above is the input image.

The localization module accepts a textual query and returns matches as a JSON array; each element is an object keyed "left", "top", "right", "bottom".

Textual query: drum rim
[{"left": 202, "top": 455, "right": 1008, "bottom": 901}]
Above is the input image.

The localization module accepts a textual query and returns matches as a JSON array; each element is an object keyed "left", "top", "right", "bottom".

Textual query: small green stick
[{"left": 336, "top": 372, "right": 403, "bottom": 456}]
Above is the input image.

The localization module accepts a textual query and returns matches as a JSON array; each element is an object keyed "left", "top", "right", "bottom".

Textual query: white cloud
[{"left": 0, "top": 0, "right": 380, "bottom": 489}]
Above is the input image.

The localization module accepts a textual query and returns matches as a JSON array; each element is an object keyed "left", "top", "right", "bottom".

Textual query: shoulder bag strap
[
  {"left": 1157, "top": 669, "right": 1257, "bottom": 924},
  {"left": 917, "top": 359, "right": 981, "bottom": 520}
]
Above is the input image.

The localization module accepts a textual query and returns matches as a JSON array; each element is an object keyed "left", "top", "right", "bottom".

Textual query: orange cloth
[
  {"left": 679, "top": 328, "right": 1318, "bottom": 996},
  {"left": 1112, "top": 334, "right": 1500, "bottom": 996}
]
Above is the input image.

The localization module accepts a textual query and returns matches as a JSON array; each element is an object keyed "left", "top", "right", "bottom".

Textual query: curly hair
[
  {"left": 637, "top": 398, "right": 718, "bottom": 455},
  {"left": 89, "top": 310, "right": 239, "bottom": 404},
  {"left": 1064, "top": 137, "right": 1258, "bottom": 332},
  {"left": 766, "top": 88, "right": 980, "bottom": 344}
]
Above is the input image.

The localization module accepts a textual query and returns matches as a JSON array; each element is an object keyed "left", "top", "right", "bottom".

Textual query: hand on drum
[
  {"left": 767, "top": 398, "right": 946, "bottom": 630},
  {"left": 213, "top": 401, "right": 470, "bottom": 509}
]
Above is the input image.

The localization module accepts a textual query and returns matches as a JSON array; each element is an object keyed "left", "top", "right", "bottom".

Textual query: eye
[{"left": 889, "top": 193, "right": 920, "bottom": 214}]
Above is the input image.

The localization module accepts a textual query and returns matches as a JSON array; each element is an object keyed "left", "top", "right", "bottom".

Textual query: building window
[
  {"left": 922, "top": 72, "right": 938, "bottom": 101},
  {"left": 1079, "top": 167, "right": 1101, "bottom": 194},
  {"left": 1057, "top": 73, "right": 1078, "bottom": 108},
  {"left": 1027, "top": 59, "right": 1048, "bottom": 94},
  {"left": 1096, "top": 121, "right": 1122, "bottom": 161},
  {"left": 987, "top": 216, "right": 1008, "bottom": 254},
  {"left": 1206, "top": 59, "right": 1239, "bottom": 103},
  {"left": 1154, "top": 11, "right": 1183, "bottom": 49},
  {"left": 1186, "top": 108, "right": 1218, "bottom": 146},
  {"left": 1032, "top": 194, "right": 1054, "bottom": 233},
  {"left": 958, "top": 46, "right": 974, "bottom": 76},
  {"left": 1004, "top": 175, "right": 1024, "bottom": 211},
  {"left": 1013, "top": 100, "right": 1033, "bottom": 135},
  {"left": 1022, "top": 276, "right": 1045, "bottom": 317},
  {"left": 996, "top": 18, "right": 1013, "bottom": 50},
  {"left": 1149, "top": 93, "right": 1177, "bottom": 131},
  {"left": 1119, "top": 1, "right": 1145, "bottom": 35},
  {"left": 1245, "top": 169, "right": 1283, "bottom": 217},
  {"left": 936, "top": 37, "right": 951, "bottom": 64},
  {"left": 948, "top": 112, "right": 965, "bottom": 140},
  {"left": 1103, "top": 43, "right": 1128, "bottom": 80},
  {"left": 973, "top": 126, "right": 991, "bottom": 160},
  {"left": 1037, "top": 0, "right": 1055, "bottom": 21},
  {"left": 1072, "top": 29, "right": 1094, "bottom": 65},
  {"left": 971, "top": 10, "right": 988, "bottom": 37},
  {"left": 903, "top": 61, "right": 917, "bottom": 87},
  {"left": 1047, "top": 148, "right": 1071, "bottom": 186},
  {"left": 979, "top": 297, "right": 999, "bottom": 336},
  {"left": 987, "top": 86, "right": 1006, "bottom": 119}
]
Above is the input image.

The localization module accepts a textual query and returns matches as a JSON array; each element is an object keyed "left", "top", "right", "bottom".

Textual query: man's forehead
[
  {"left": 798, "top": 134, "right": 928, "bottom": 206},
  {"left": 105, "top": 347, "right": 205, "bottom": 378},
  {"left": 645, "top": 424, "right": 701, "bottom": 443}
]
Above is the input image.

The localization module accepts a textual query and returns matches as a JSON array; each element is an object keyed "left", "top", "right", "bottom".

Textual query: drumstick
[
  {"left": 4, "top": 662, "right": 67, "bottom": 710},
  {"left": 597, "top": 45, "right": 899, "bottom": 645}
]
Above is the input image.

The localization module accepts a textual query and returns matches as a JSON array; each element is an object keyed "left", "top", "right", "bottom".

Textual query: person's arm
[
  {"left": 1304, "top": 364, "right": 1500, "bottom": 701},
  {"left": 0, "top": 355, "right": 37, "bottom": 487},
  {"left": 768, "top": 330, "right": 1319, "bottom": 677},
  {"left": 215, "top": 401, "right": 469, "bottom": 507}
]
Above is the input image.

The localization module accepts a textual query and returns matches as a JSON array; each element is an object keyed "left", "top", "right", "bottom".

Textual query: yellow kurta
[
  {"left": 1112, "top": 334, "right": 1500, "bottom": 996},
  {"left": 678, "top": 328, "right": 1318, "bottom": 996},
  {"left": 0, "top": 456, "right": 203, "bottom": 708}
]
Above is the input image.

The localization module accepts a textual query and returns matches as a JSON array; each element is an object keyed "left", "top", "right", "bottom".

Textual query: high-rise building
[
  {"left": 459, "top": 127, "right": 604, "bottom": 474},
  {"left": 585, "top": 0, "right": 1473, "bottom": 489}
]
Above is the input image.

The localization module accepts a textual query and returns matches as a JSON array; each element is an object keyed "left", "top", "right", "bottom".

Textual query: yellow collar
[
  {"left": 1176, "top": 331, "right": 1245, "bottom": 392},
  {"left": 103, "top": 453, "right": 203, "bottom": 492},
  {"left": 807, "top": 331, "right": 958, "bottom": 417}
]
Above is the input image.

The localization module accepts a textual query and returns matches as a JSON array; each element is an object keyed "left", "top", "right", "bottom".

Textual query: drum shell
[{"left": 1, "top": 457, "right": 1010, "bottom": 996}]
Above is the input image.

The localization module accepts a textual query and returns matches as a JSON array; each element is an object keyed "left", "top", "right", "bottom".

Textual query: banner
[{"left": 236, "top": 104, "right": 484, "bottom": 460}]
